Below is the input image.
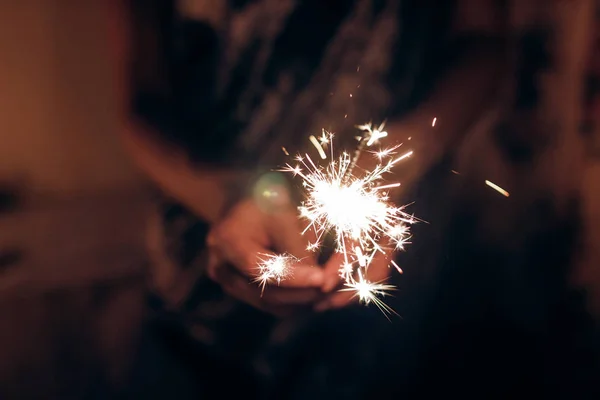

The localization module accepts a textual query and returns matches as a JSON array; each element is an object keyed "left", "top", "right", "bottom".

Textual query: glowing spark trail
[
  {"left": 341, "top": 270, "right": 398, "bottom": 316},
  {"left": 485, "top": 180, "right": 510, "bottom": 197},
  {"left": 309, "top": 135, "right": 327, "bottom": 159},
  {"left": 357, "top": 121, "right": 388, "bottom": 146},
  {"left": 319, "top": 129, "right": 330, "bottom": 145}
]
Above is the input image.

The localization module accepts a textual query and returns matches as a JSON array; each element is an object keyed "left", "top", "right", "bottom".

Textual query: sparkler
[
  {"left": 256, "top": 122, "right": 416, "bottom": 314},
  {"left": 341, "top": 271, "right": 397, "bottom": 315},
  {"left": 255, "top": 253, "right": 298, "bottom": 293}
]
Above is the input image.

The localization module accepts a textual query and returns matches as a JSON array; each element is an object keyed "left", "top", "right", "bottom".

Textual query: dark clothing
[{"left": 131, "top": 0, "right": 455, "bottom": 167}]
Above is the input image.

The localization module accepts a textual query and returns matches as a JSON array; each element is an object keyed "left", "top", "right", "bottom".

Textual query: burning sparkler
[
  {"left": 255, "top": 253, "right": 298, "bottom": 293},
  {"left": 258, "top": 122, "right": 416, "bottom": 314},
  {"left": 341, "top": 271, "right": 397, "bottom": 315}
]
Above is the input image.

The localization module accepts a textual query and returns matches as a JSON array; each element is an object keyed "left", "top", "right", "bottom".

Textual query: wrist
[{"left": 121, "top": 123, "right": 251, "bottom": 223}]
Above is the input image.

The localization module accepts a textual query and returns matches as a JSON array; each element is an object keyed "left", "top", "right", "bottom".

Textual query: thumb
[
  {"left": 321, "top": 238, "right": 363, "bottom": 292},
  {"left": 314, "top": 250, "right": 398, "bottom": 312},
  {"left": 321, "top": 251, "right": 346, "bottom": 293},
  {"left": 364, "top": 249, "right": 397, "bottom": 282},
  {"left": 270, "top": 209, "right": 316, "bottom": 262}
]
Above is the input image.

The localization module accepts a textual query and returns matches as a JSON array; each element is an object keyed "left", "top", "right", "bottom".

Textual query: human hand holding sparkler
[
  {"left": 207, "top": 196, "right": 325, "bottom": 317},
  {"left": 262, "top": 124, "right": 415, "bottom": 315}
]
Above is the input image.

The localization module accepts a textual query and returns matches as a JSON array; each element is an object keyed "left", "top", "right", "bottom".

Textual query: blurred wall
[
  {"left": 0, "top": 3, "right": 149, "bottom": 397},
  {"left": 0, "top": 0, "right": 142, "bottom": 195},
  {"left": 0, "top": 0, "right": 151, "bottom": 293}
]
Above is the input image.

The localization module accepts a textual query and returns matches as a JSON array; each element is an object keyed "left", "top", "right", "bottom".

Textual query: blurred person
[
  {"left": 110, "top": 0, "right": 506, "bottom": 397},
  {"left": 111, "top": 0, "right": 507, "bottom": 397}
]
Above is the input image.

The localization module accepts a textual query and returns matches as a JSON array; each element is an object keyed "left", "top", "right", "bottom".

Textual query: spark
[
  {"left": 319, "top": 129, "right": 330, "bottom": 145},
  {"left": 396, "top": 150, "right": 413, "bottom": 162},
  {"left": 357, "top": 121, "right": 389, "bottom": 146},
  {"left": 280, "top": 124, "right": 414, "bottom": 312},
  {"left": 485, "top": 180, "right": 510, "bottom": 197},
  {"left": 282, "top": 149, "right": 414, "bottom": 251},
  {"left": 306, "top": 242, "right": 320, "bottom": 252},
  {"left": 309, "top": 135, "right": 327, "bottom": 159},
  {"left": 388, "top": 223, "right": 411, "bottom": 250},
  {"left": 432, "top": 117, "right": 437, "bottom": 127},
  {"left": 341, "top": 262, "right": 354, "bottom": 276},
  {"left": 341, "top": 271, "right": 398, "bottom": 316},
  {"left": 254, "top": 253, "right": 297, "bottom": 293},
  {"left": 390, "top": 260, "right": 403, "bottom": 274},
  {"left": 355, "top": 246, "right": 368, "bottom": 267},
  {"left": 370, "top": 144, "right": 401, "bottom": 161},
  {"left": 281, "top": 146, "right": 290, "bottom": 156}
]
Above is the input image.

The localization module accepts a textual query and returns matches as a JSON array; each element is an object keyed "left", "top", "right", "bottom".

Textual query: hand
[
  {"left": 314, "top": 246, "right": 397, "bottom": 312},
  {"left": 207, "top": 196, "right": 324, "bottom": 317}
]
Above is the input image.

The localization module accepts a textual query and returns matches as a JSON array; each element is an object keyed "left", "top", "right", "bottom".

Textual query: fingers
[
  {"left": 321, "top": 238, "right": 359, "bottom": 292},
  {"left": 208, "top": 258, "right": 323, "bottom": 316},
  {"left": 210, "top": 232, "right": 265, "bottom": 277},
  {"left": 322, "top": 251, "right": 345, "bottom": 292},
  {"left": 270, "top": 209, "right": 319, "bottom": 265},
  {"left": 279, "top": 263, "right": 327, "bottom": 289},
  {"left": 364, "top": 250, "right": 395, "bottom": 282},
  {"left": 206, "top": 197, "right": 327, "bottom": 315},
  {"left": 262, "top": 285, "right": 323, "bottom": 305},
  {"left": 270, "top": 209, "right": 309, "bottom": 257},
  {"left": 314, "top": 291, "right": 354, "bottom": 312},
  {"left": 208, "top": 228, "right": 324, "bottom": 288},
  {"left": 252, "top": 175, "right": 312, "bottom": 261},
  {"left": 315, "top": 250, "right": 397, "bottom": 312}
]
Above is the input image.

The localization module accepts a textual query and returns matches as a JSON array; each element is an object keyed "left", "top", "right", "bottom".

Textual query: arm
[
  {"left": 109, "top": 0, "right": 245, "bottom": 225},
  {"left": 121, "top": 125, "right": 326, "bottom": 317},
  {"left": 318, "top": 43, "right": 507, "bottom": 309},
  {"left": 382, "top": 40, "right": 506, "bottom": 193},
  {"left": 356, "top": 0, "right": 508, "bottom": 195},
  {"left": 119, "top": 125, "right": 246, "bottom": 224},
  {"left": 317, "top": 4, "right": 508, "bottom": 308}
]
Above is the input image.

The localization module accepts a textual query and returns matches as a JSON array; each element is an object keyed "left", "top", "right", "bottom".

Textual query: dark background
[{"left": 0, "top": 2, "right": 599, "bottom": 399}]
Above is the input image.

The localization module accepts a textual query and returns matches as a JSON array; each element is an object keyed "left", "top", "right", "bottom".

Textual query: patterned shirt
[{"left": 131, "top": 0, "right": 455, "bottom": 167}]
